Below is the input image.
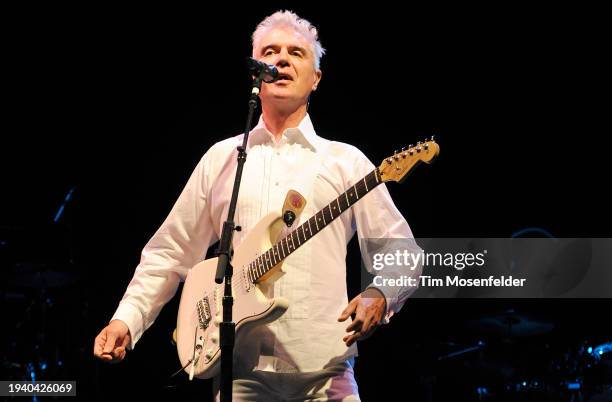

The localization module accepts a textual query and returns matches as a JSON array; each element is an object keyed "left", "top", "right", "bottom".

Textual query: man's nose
[{"left": 274, "top": 48, "right": 291, "bottom": 68}]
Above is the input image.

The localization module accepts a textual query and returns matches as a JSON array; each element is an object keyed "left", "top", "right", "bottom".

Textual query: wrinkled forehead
[{"left": 253, "top": 25, "right": 314, "bottom": 56}]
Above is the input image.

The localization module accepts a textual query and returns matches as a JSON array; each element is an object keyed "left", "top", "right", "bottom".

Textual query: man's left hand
[{"left": 338, "top": 288, "right": 386, "bottom": 346}]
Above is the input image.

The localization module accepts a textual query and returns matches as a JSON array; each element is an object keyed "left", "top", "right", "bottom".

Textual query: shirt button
[
  {"left": 275, "top": 182, "right": 279, "bottom": 186},
  {"left": 276, "top": 152, "right": 280, "bottom": 156}
]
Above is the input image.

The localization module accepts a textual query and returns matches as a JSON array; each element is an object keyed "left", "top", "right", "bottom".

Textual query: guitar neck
[{"left": 248, "top": 168, "right": 383, "bottom": 282}]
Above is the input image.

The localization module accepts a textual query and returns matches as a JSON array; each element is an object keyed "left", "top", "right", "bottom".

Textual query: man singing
[{"left": 94, "top": 10, "right": 420, "bottom": 401}]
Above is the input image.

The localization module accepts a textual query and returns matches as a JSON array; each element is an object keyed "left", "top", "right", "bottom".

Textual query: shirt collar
[{"left": 247, "top": 113, "right": 324, "bottom": 152}]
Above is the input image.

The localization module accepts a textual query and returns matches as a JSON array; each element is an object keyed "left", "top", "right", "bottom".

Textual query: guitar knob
[
  {"left": 214, "top": 315, "right": 222, "bottom": 326},
  {"left": 204, "top": 349, "right": 214, "bottom": 360},
  {"left": 210, "top": 332, "right": 219, "bottom": 344}
]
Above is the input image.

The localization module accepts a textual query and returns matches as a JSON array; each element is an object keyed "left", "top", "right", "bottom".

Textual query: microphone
[{"left": 247, "top": 57, "right": 279, "bottom": 83}]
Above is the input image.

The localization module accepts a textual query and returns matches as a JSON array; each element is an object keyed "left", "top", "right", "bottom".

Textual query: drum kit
[
  {"left": 434, "top": 309, "right": 612, "bottom": 401},
  {"left": 1, "top": 224, "right": 80, "bottom": 385}
]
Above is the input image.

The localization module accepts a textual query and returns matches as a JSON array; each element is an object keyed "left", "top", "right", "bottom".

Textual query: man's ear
[{"left": 312, "top": 69, "right": 322, "bottom": 91}]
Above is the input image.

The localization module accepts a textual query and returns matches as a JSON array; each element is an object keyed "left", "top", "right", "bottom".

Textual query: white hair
[{"left": 252, "top": 10, "right": 325, "bottom": 69}]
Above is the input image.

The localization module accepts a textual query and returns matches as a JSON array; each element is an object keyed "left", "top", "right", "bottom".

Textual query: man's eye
[
  {"left": 292, "top": 51, "right": 303, "bottom": 57},
  {"left": 264, "top": 50, "right": 275, "bottom": 56}
]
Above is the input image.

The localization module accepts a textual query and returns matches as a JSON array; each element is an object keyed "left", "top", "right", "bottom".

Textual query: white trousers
[{"left": 214, "top": 358, "right": 360, "bottom": 402}]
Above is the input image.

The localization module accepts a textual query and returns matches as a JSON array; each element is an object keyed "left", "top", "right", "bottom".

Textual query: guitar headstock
[{"left": 378, "top": 137, "right": 440, "bottom": 183}]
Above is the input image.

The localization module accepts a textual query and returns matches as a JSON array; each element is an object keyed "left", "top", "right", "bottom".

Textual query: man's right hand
[{"left": 93, "top": 319, "right": 131, "bottom": 363}]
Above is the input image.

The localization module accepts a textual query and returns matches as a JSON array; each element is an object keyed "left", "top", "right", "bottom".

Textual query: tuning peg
[
  {"left": 401, "top": 146, "right": 406, "bottom": 151},
  {"left": 431, "top": 135, "right": 435, "bottom": 142}
]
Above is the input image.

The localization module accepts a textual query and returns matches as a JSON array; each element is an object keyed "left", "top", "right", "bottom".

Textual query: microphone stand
[{"left": 214, "top": 68, "right": 267, "bottom": 402}]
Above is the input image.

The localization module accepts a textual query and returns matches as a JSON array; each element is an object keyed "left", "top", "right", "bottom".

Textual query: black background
[{"left": 1, "top": 3, "right": 610, "bottom": 401}]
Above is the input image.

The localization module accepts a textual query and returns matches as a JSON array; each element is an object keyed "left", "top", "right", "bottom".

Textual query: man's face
[{"left": 255, "top": 26, "right": 322, "bottom": 108}]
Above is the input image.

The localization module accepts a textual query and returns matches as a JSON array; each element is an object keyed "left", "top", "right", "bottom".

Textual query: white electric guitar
[{"left": 176, "top": 139, "right": 440, "bottom": 379}]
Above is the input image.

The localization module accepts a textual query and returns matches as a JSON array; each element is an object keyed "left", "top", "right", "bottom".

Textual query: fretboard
[{"left": 247, "top": 168, "right": 382, "bottom": 283}]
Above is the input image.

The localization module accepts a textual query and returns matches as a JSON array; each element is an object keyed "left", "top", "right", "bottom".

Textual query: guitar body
[{"left": 176, "top": 211, "right": 289, "bottom": 379}]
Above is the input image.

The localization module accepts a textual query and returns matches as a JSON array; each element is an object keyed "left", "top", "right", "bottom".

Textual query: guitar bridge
[{"left": 196, "top": 297, "right": 211, "bottom": 329}]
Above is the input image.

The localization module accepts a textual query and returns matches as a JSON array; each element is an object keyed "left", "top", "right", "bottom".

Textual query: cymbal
[{"left": 466, "top": 309, "right": 554, "bottom": 337}]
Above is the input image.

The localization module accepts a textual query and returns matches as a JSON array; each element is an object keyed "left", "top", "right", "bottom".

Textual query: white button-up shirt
[{"left": 112, "top": 114, "right": 420, "bottom": 372}]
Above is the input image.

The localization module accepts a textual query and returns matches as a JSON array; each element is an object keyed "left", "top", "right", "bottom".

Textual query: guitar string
[{"left": 211, "top": 167, "right": 382, "bottom": 306}]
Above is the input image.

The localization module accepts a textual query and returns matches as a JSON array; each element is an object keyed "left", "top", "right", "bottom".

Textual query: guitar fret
[
  {"left": 290, "top": 232, "right": 296, "bottom": 250},
  {"left": 339, "top": 193, "right": 348, "bottom": 210},
  {"left": 279, "top": 240, "right": 286, "bottom": 259},
  {"left": 325, "top": 205, "right": 333, "bottom": 223},
  {"left": 300, "top": 225, "right": 307, "bottom": 243},
  {"left": 294, "top": 230, "right": 301, "bottom": 246},
  {"left": 307, "top": 219, "right": 313, "bottom": 237},
  {"left": 329, "top": 202, "right": 336, "bottom": 219},
  {"left": 314, "top": 215, "right": 320, "bottom": 231},
  {"left": 347, "top": 187, "right": 356, "bottom": 204},
  {"left": 265, "top": 251, "right": 271, "bottom": 269},
  {"left": 313, "top": 216, "right": 319, "bottom": 233},
  {"left": 363, "top": 176, "right": 369, "bottom": 192}
]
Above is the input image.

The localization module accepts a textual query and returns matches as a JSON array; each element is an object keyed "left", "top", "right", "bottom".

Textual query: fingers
[
  {"left": 93, "top": 329, "right": 106, "bottom": 357},
  {"left": 343, "top": 331, "right": 361, "bottom": 346},
  {"left": 342, "top": 299, "right": 383, "bottom": 346},
  {"left": 103, "top": 331, "right": 118, "bottom": 354},
  {"left": 94, "top": 325, "right": 129, "bottom": 363},
  {"left": 337, "top": 298, "right": 358, "bottom": 322},
  {"left": 111, "top": 346, "right": 126, "bottom": 362},
  {"left": 120, "top": 332, "right": 130, "bottom": 348},
  {"left": 346, "top": 305, "right": 366, "bottom": 332}
]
